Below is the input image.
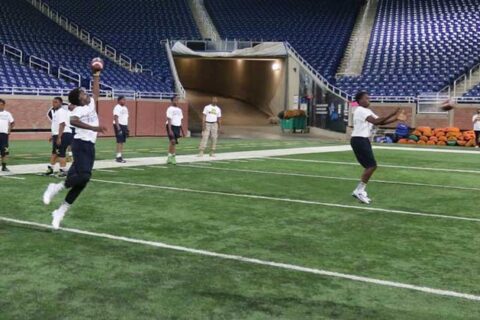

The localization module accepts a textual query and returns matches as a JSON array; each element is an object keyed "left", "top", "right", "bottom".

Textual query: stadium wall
[{"left": 1, "top": 96, "right": 188, "bottom": 140}]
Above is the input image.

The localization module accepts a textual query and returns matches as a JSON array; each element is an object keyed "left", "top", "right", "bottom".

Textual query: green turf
[{"left": 1, "top": 140, "right": 479, "bottom": 319}]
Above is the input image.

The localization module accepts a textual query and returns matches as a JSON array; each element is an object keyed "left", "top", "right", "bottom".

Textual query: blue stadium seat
[{"left": 337, "top": 0, "right": 480, "bottom": 96}]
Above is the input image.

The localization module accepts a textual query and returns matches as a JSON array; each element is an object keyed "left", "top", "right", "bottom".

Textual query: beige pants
[{"left": 200, "top": 122, "right": 218, "bottom": 151}]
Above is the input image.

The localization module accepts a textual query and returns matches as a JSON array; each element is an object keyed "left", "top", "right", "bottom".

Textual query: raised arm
[{"left": 92, "top": 70, "right": 100, "bottom": 104}]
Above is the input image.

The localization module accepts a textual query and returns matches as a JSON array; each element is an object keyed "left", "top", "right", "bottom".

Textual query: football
[
  {"left": 440, "top": 99, "right": 455, "bottom": 111},
  {"left": 90, "top": 57, "right": 104, "bottom": 72}
]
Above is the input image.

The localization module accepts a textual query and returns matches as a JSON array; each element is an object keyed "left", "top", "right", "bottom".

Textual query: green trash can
[{"left": 281, "top": 117, "right": 307, "bottom": 133}]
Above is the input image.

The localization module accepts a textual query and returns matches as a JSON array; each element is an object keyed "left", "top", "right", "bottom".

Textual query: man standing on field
[
  {"left": 0, "top": 98, "right": 15, "bottom": 172},
  {"left": 113, "top": 95, "right": 129, "bottom": 163},
  {"left": 350, "top": 91, "right": 405, "bottom": 204},
  {"left": 198, "top": 97, "right": 222, "bottom": 157},
  {"left": 166, "top": 96, "right": 185, "bottom": 165},
  {"left": 45, "top": 97, "right": 73, "bottom": 177}
]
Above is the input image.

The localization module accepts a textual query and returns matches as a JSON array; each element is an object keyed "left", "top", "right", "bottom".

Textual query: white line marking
[
  {"left": 148, "top": 166, "right": 168, "bottom": 169},
  {"left": 90, "top": 178, "right": 480, "bottom": 223},
  {"left": 96, "top": 169, "right": 117, "bottom": 173},
  {"left": 374, "top": 145, "right": 480, "bottom": 154},
  {"left": 270, "top": 158, "right": 480, "bottom": 174},
  {"left": 122, "top": 167, "right": 145, "bottom": 171},
  {"left": 1, "top": 175, "right": 26, "bottom": 180},
  {"left": 180, "top": 165, "right": 480, "bottom": 191},
  {"left": 5, "top": 145, "right": 350, "bottom": 175},
  {"left": 0, "top": 215, "right": 478, "bottom": 302}
]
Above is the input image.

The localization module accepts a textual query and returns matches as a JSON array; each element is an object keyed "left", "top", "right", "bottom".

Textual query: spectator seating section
[
  {"left": 204, "top": 0, "right": 361, "bottom": 82},
  {"left": 336, "top": 0, "right": 480, "bottom": 96},
  {"left": 40, "top": 0, "right": 201, "bottom": 90},
  {"left": 0, "top": 0, "right": 198, "bottom": 92},
  {"left": 0, "top": 54, "right": 73, "bottom": 89}
]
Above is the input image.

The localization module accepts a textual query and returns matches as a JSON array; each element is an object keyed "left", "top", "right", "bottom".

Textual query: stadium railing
[{"left": 27, "top": 0, "right": 146, "bottom": 74}]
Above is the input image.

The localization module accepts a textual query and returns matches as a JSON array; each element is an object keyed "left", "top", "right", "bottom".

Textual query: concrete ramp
[{"left": 187, "top": 90, "right": 270, "bottom": 132}]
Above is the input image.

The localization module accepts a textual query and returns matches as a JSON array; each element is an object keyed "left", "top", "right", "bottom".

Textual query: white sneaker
[
  {"left": 352, "top": 190, "right": 371, "bottom": 204},
  {"left": 51, "top": 209, "right": 65, "bottom": 230},
  {"left": 361, "top": 191, "right": 372, "bottom": 203},
  {"left": 43, "top": 183, "right": 63, "bottom": 205}
]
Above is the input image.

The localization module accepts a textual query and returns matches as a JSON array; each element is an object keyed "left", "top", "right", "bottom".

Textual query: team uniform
[
  {"left": 472, "top": 114, "right": 480, "bottom": 147},
  {"left": 113, "top": 104, "right": 129, "bottom": 143},
  {"left": 166, "top": 105, "right": 183, "bottom": 144},
  {"left": 43, "top": 97, "right": 99, "bottom": 229},
  {"left": 199, "top": 104, "right": 221, "bottom": 155},
  {"left": 351, "top": 106, "right": 378, "bottom": 169},
  {"left": 0, "top": 110, "right": 14, "bottom": 159},
  {"left": 51, "top": 107, "right": 73, "bottom": 159}
]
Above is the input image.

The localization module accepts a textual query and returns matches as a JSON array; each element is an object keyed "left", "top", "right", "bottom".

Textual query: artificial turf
[{"left": 1, "top": 140, "right": 479, "bottom": 319}]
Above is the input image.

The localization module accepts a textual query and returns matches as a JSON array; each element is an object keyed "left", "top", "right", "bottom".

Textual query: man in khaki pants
[{"left": 199, "top": 97, "right": 222, "bottom": 157}]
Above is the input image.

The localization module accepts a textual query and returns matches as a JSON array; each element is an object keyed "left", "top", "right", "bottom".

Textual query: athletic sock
[
  {"left": 116, "top": 153, "right": 122, "bottom": 158},
  {"left": 58, "top": 201, "right": 71, "bottom": 215},
  {"left": 356, "top": 182, "right": 367, "bottom": 193},
  {"left": 168, "top": 153, "right": 172, "bottom": 157},
  {"left": 67, "top": 151, "right": 73, "bottom": 157}
]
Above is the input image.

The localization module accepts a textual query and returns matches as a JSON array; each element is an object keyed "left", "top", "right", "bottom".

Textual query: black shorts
[
  {"left": 67, "top": 139, "right": 95, "bottom": 177},
  {"left": 114, "top": 124, "right": 128, "bottom": 143},
  {"left": 167, "top": 125, "right": 181, "bottom": 144},
  {"left": 0, "top": 133, "right": 9, "bottom": 157},
  {"left": 51, "top": 133, "right": 73, "bottom": 157},
  {"left": 351, "top": 137, "right": 377, "bottom": 169}
]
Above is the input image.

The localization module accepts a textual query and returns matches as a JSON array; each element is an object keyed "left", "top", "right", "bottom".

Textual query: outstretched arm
[{"left": 367, "top": 108, "right": 402, "bottom": 126}]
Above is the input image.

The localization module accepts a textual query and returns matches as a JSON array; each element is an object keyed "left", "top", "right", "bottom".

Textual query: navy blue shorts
[
  {"left": 68, "top": 139, "right": 95, "bottom": 177},
  {"left": 52, "top": 133, "right": 73, "bottom": 158},
  {"left": 351, "top": 137, "right": 377, "bottom": 169},
  {"left": 167, "top": 125, "right": 181, "bottom": 144},
  {"left": 114, "top": 125, "right": 128, "bottom": 143},
  {"left": 0, "top": 133, "right": 9, "bottom": 157}
]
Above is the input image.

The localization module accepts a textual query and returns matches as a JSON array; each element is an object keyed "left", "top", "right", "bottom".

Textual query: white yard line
[
  {"left": 95, "top": 169, "right": 117, "bottom": 173},
  {"left": 1, "top": 215, "right": 479, "bottom": 302},
  {"left": 148, "top": 166, "right": 168, "bottom": 169},
  {"left": 122, "top": 167, "right": 145, "bottom": 171},
  {"left": 270, "top": 158, "right": 480, "bottom": 174},
  {"left": 180, "top": 165, "right": 480, "bottom": 191},
  {"left": 1, "top": 145, "right": 350, "bottom": 176},
  {"left": 374, "top": 145, "right": 480, "bottom": 154},
  {"left": 1, "top": 175, "right": 26, "bottom": 180},
  {"left": 90, "top": 178, "right": 480, "bottom": 223}
]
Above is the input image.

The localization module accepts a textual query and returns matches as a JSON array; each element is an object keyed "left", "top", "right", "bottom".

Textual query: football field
[{"left": 1, "top": 137, "right": 479, "bottom": 319}]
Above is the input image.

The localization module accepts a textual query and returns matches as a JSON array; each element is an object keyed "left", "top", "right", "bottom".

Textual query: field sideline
[{"left": 1, "top": 138, "right": 479, "bottom": 319}]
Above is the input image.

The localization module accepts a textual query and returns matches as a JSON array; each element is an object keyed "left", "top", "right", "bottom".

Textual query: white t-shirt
[
  {"left": 166, "top": 106, "right": 183, "bottom": 126},
  {"left": 0, "top": 111, "right": 14, "bottom": 134},
  {"left": 203, "top": 104, "right": 222, "bottom": 123},
  {"left": 51, "top": 108, "right": 72, "bottom": 135},
  {"left": 70, "top": 98, "right": 99, "bottom": 143},
  {"left": 472, "top": 114, "right": 480, "bottom": 131},
  {"left": 351, "top": 106, "right": 378, "bottom": 138},
  {"left": 113, "top": 104, "right": 129, "bottom": 126}
]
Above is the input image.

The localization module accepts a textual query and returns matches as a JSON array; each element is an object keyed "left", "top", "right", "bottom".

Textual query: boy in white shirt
[
  {"left": 472, "top": 109, "right": 480, "bottom": 147},
  {"left": 166, "top": 96, "right": 185, "bottom": 165},
  {"left": 113, "top": 95, "right": 129, "bottom": 163},
  {"left": 0, "top": 99, "right": 15, "bottom": 172},
  {"left": 43, "top": 71, "right": 107, "bottom": 229},
  {"left": 351, "top": 91, "right": 405, "bottom": 204},
  {"left": 45, "top": 97, "right": 73, "bottom": 177},
  {"left": 198, "top": 96, "right": 222, "bottom": 157}
]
